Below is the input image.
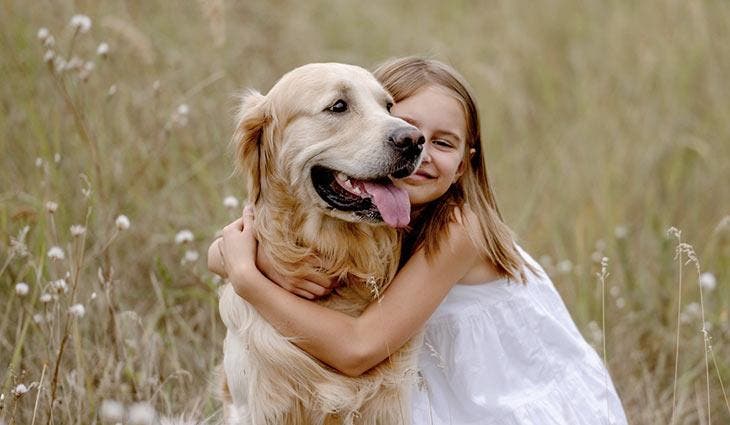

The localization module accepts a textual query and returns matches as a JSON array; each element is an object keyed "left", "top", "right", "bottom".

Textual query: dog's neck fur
[{"left": 254, "top": 179, "right": 400, "bottom": 302}]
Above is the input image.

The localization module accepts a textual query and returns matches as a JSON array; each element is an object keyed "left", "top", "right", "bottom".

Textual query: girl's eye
[
  {"left": 386, "top": 102, "right": 393, "bottom": 113},
  {"left": 434, "top": 139, "right": 453, "bottom": 148},
  {"left": 328, "top": 99, "right": 348, "bottom": 113}
]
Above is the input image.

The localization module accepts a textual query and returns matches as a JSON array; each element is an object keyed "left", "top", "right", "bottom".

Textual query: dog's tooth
[
  {"left": 353, "top": 186, "right": 361, "bottom": 194},
  {"left": 343, "top": 179, "right": 353, "bottom": 188},
  {"left": 337, "top": 172, "right": 347, "bottom": 182}
]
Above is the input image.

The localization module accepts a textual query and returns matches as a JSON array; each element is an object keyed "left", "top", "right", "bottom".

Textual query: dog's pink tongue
[{"left": 362, "top": 182, "right": 410, "bottom": 228}]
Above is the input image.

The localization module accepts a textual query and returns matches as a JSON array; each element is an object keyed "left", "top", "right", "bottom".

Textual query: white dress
[{"left": 411, "top": 248, "right": 628, "bottom": 425}]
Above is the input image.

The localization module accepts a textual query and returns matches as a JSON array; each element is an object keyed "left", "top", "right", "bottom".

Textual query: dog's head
[{"left": 234, "top": 63, "right": 423, "bottom": 228}]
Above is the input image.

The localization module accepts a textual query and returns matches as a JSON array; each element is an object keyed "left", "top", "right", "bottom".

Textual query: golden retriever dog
[{"left": 218, "top": 63, "right": 425, "bottom": 425}]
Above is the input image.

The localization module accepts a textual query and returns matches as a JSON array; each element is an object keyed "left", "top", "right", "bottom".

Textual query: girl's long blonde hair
[{"left": 374, "top": 56, "right": 531, "bottom": 283}]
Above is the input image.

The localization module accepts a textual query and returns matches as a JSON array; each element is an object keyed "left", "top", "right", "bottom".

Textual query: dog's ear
[{"left": 232, "top": 90, "right": 270, "bottom": 203}]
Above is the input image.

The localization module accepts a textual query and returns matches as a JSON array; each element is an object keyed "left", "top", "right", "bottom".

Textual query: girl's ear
[{"left": 232, "top": 90, "right": 270, "bottom": 203}]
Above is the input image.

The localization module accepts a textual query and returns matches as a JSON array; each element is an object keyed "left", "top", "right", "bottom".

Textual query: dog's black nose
[{"left": 389, "top": 127, "right": 425, "bottom": 152}]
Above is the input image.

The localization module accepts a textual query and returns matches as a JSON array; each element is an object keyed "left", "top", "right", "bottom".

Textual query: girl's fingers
[
  {"left": 303, "top": 273, "right": 339, "bottom": 289},
  {"left": 293, "top": 278, "right": 330, "bottom": 297}
]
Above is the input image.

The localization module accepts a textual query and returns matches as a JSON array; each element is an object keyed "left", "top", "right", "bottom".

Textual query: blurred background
[{"left": 1, "top": 0, "right": 728, "bottom": 423}]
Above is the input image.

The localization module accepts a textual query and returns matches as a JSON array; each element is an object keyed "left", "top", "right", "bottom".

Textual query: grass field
[{"left": 1, "top": 0, "right": 729, "bottom": 423}]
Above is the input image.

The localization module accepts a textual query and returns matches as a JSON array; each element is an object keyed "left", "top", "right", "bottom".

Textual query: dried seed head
[
  {"left": 223, "top": 196, "right": 239, "bottom": 209},
  {"left": 68, "top": 303, "right": 86, "bottom": 318},
  {"left": 183, "top": 249, "right": 199, "bottom": 264},
  {"left": 37, "top": 27, "right": 50, "bottom": 41},
  {"left": 700, "top": 272, "right": 717, "bottom": 291},
  {"left": 128, "top": 402, "right": 157, "bottom": 425},
  {"left": 100, "top": 399, "right": 125, "bottom": 422},
  {"left": 15, "top": 282, "right": 29, "bottom": 296},
  {"left": 45, "top": 201, "right": 58, "bottom": 213},
  {"left": 175, "top": 229, "right": 194, "bottom": 244},
  {"left": 97, "top": 42, "right": 109, "bottom": 57},
  {"left": 70, "top": 224, "right": 86, "bottom": 237},
  {"left": 115, "top": 214, "right": 130, "bottom": 230},
  {"left": 70, "top": 14, "right": 92, "bottom": 33},
  {"left": 47, "top": 246, "right": 65, "bottom": 261}
]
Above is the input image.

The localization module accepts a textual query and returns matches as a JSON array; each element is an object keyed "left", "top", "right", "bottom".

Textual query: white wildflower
[
  {"left": 586, "top": 321, "right": 603, "bottom": 344},
  {"left": 538, "top": 255, "right": 552, "bottom": 268},
  {"left": 680, "top": 302, "right": 701, "bottom": 324},
  {"left": 128, "top": 402, "right": 157, "bottom": 425},
  {"left": 90, "top": 292, "right": 97, "bottom": 300},
  {"left": 15, "top": 282, "right": 29, "bottom": 296},
  {"left": 45, "top": 201, "right": 58, "bottom": 213},
  {"left": 115, "top": 214, "right": 130, "bottom": 230},
  {"left": 68, "top": 304, "right": 85, "bottom": 318},
  {"left": 43, "top": 35, "right": 55, "bottom": 48},
  {"left": 614, "top": 225, "right": 628, "bottom": 239},
  {"left": 47, "top": 246, "right": 65, "bottom": 261},
  {"left": 35, "top": 157, "right": 44, "bottom": 167},
  {"left": 96, "top": 42, "right": 109, "bottom": 57},
  {"left": 152, "top": 80, "right": 160, "bottom": 92},
  {"left": 70, "top": 224, "right": 86, "bottom": 237},
  {"left": 699, "top": 272, "right": 717, "bottom": 292},
  {"left": 40, "top": 293, "right": 53, "bottom": 303},
  {"left": 70, "top": 14, "right": 92, "bottom": 33},
  {"left": 175, "top": 229, "right": 194, "bottom": 244},
  {"left": 51, "top": 278, "right": 68, "bottom": 293},
  {"left": 591, "top": 251, "right": 603, "bottom": 263},
  {"left": 609, "top": 285, "right": 620, "bottom": 298},
  {"left": 223, "top": 195, "right": 239, "bottom": 209},
  {"left": 37, "top": 27, "right": 49, "bottom": 41},
  {"left": 183, "top": 249, "right": 199, "bottom": 263},
  {"left": 53, "top": 56, "right": 66, "bottom": 74},
  {"left": 616, "top": 297, "right": 626, "bottom": 309},
  {"left": 171, "top": 104, "right": 190, "bottom": 127},
  {"left": 33, "top": 313, "right": 45, "bottom": 324},
  {"left": 557, "top": 260, "right": 573, "bottom": 274},
  {"left": 12, "top": 384, "right": 28, "bottom": 396},
  {"left": 66, "top": 57, "right": 82, "bottom": 71},
  {"left": 100, "top": 399, "right": 125, "bottom": 422},
  {"left": 43, "top": 49, "right": 55, "bottom": 63},
  {"left": 108, "top": 84, "right": 117, "bottom": 97}
]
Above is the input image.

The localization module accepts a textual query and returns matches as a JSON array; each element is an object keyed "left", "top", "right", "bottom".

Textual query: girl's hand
[
  {"left": 220, "top": 205, "right": 259, "bottom": 286},
  {"left": 218, "top": 205, "right": 338, "bottom": 299},
  {"left": 257, "top": 249, "right": 339, "bottom": 300}
]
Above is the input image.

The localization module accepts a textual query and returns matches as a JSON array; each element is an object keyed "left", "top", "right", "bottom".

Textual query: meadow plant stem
[
  {"left": 697, "top": 276, "right": 711, "bottom": 423},
  {"left": 670, "top": 230, "right": 682, "bottom": 425},
  {"left": 47, "top": 70, "right": 105, "bottom": 202},
  {"left": 31, "top": 363, "right": 47, "bottom": 425},
  {"left": 0, "top": 253, "right": 13, "bottom": 278},
  {"left": 710, "top": 348, "right": 730, "bottom": 416},
  {"left": 599, "top": 261, "right": 609, "bottom": 422},
  {"left": 47, "top": 321, "right": 71, "bottom": 425}
]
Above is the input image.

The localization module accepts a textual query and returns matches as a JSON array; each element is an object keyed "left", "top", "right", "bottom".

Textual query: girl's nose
[{"left": 420, "top": 143, "right": 432, "bottom": 163}]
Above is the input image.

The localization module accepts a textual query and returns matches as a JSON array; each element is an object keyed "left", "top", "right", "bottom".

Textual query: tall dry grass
[{"left": 1, "top": 0, "right": 728, "bottom": 423}]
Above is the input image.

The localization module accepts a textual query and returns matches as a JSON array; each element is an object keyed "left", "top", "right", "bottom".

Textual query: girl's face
[{"left": 391, "top": 85, "right": 468, "bottom": 207}]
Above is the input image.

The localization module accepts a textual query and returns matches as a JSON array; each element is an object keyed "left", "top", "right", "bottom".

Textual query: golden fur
[{"left": 219, "top": 63, "right": 423, "bottom": 424}]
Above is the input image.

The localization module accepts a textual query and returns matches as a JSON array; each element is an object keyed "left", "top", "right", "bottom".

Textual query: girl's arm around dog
[{"left": 219, "top": 206, "right": 479, "bottom": 377}]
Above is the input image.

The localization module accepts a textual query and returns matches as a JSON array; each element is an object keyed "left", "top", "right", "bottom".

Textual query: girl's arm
[{"left": 220, "top": 207, "right": 479, "bottom": 377}]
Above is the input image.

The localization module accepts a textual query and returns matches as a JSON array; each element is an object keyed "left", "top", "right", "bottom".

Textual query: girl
[{"left": 211, "top": 57, "right": 628, "bottom": 424}]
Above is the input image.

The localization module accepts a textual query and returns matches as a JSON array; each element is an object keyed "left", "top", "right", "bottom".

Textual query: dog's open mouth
[{"left": 311, "top": 166, "right": 411, "bottom": 228}]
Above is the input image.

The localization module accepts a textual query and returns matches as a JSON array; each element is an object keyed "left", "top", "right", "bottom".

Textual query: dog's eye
[
  {"left": 386, "top": 102, "right": 393, "bottom": 113},
  {"left": 328, "top": 99, "right": 348, "bottom": 113}
]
